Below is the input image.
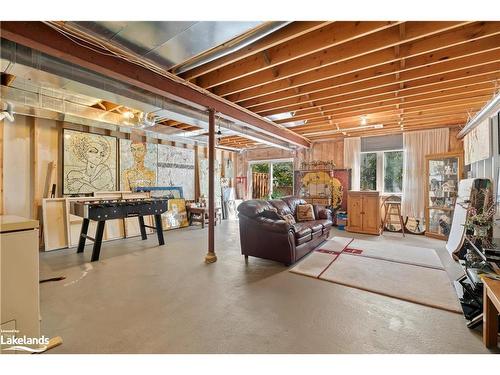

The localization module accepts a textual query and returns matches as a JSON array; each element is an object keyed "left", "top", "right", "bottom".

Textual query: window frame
[{"left": 360, "top": 149, "right": 404, "bottom": 196}]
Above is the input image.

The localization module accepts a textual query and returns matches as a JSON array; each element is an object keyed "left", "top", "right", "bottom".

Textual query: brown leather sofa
[{"left": 237, "top": 197, "right": 333, "bottom": 265}]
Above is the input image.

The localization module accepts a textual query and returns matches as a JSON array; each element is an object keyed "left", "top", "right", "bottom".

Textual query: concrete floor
[{"left": 39, "top": 220, "right": 498, "bottom": 354}]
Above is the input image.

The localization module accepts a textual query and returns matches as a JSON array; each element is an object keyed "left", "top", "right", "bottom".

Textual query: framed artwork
[
  {"left": 119, "top": 139, "right": 157, "bottom": 191},
  {"left": 464, "top": 117, "right": 491, "bottom": 165},
  {"left": 162, "top": 198, "right": 189, "bottom": 230},
  {"left": 198, "top": 157, "right": 222, "bottom": 207},
  {"left": 157, "top": 144, "right": 195, "bottom": 200},
  {"left": 63, "top": 129, "right": 117, "bottom": 195}
]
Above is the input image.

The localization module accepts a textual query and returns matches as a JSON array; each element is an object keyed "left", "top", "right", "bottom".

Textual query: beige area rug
[
  {"left": 289, "top": 237, "right": 352, "bottom": 278},
  {"left": 317, "top": 236, "right": 353, "bottom": 252},
  {"left": 319, "top": 255, "right": 462, "bottom": 313},
  {"left": 347, "top": 239, "right": 444, "bottom": 270},
  {"left": 289, "top": 236, "right": 460, "bottom": 313}
]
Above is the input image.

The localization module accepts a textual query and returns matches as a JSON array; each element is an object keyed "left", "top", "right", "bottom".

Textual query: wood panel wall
[
  {"left": 1, "top": 114, "right": 237, "bottom": 219},
  {"left": 448, "top": 126, "right": 464, "bottom": 153}
]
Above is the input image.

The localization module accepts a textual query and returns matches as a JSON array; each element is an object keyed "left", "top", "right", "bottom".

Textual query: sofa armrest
[{"left": 313, "top": 205, "right": 333, "bottom": 221}]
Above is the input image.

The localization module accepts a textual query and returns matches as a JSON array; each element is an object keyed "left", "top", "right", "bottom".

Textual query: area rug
[
  {"left": 289, "top": 237, "right": 353, "bottom": 278},
  {"left": 347, "top": 239, "right": 445, "bottom": 270},
  {"left": 289, "top": 237, "right": 460, "bottom": 313},
  {"left": 319, "top": 255, "right": 461, "bottom": 313}
]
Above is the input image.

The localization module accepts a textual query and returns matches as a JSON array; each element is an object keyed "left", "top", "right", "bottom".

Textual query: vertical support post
[
  {"left": 0, "top": 119, "right": 3, "bottom": 215},
  {"left": 205, "top": 108, "right": 217, "bottom": 264}
]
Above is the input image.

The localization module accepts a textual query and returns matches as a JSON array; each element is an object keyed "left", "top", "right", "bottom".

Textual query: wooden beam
[
  {"left": 275, "top": 81, "right": 497, "bottom": 124},
  {"left": 237, "top": 36, "right": 500, "bottom": 107},
  {"left": 281, "top": 73, "right": 500, "bottom": 120},
  {"left": 256, "top": 62, "right": 500, "bottom": 117},
  {"left": 0, "top": 118, "right": 3, "bottom": 215},
  {"left": 196, "top": 21, "right": 400, "bottom": 89},
  {"left": 286, "top": 92, "right": 495, "bottom": 128},
  {"left": 179, "top": 21, "right": 332, "bottom": 81},
  {"left": 210, "top": 21, "right": 473, "bottom": 97},
  {"left": 250, "top": 52, "right": 500, "bottom": 114},
  {"left": 205, "top": 108, "right": 217, "bottom": 264},
  {"left": 306, "top": 117, "right": 469, "bottom": 139},
  {"left": 294, "top": 101, "right": 486, "bottom": 133},
  {"left": 0, "top": 21, "right": 310, "bottom": 149}
]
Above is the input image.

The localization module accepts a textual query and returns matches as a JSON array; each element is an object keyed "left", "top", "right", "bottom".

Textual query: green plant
[{"left": 463, "top": 188, "right": 495, "bottom": 248}]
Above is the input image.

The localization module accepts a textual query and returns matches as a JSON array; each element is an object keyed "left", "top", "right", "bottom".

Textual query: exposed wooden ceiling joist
[
  {"left": 291, "top": 95, "right": 491, "bottom": 130},
  {"left": 195, "top": 21, "right": 400, "bottom": 89},
  {"left": 179, "top": 21, "right": 332, "bottom": 81},
  {"left": 208, "top": 21, "right": 473, "bottom": 97},
  {"left": 274, "top": 81, "right": 497, "bottom": 125},
  {"left": 256, "top": 62, "right": 500, "bottom": 117},
  {"left": 237, "top": 35, "right": 500, "bottom": 108}
]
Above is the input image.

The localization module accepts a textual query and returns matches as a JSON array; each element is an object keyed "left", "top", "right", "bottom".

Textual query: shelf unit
[{"left": 424, "top": 151, "right": 463, "bottom": 240}]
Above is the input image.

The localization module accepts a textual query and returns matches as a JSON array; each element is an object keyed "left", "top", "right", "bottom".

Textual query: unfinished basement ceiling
[
  {"left": 168, "top": 21, "right": 500, "bottom": 148},
  {"left": 2, "top": 21, "right": 500, "bottom": 150}
]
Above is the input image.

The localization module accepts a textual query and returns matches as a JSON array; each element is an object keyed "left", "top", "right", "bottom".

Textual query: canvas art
[
  {"left": 157, "top": 144, "right": 195, "bottom": 200},
  {"left": 119, "top": 139, "right": 157, "bottom": 191},
  {"left": 464, "top": 118, "right": 491, "bottom": 165},
  {"left": 63, "top": 129, "right": 117, "bottom": 194},
  {"left": 198, "top": 157, "right": 222, "bottom": 208},
  {"left": 294, "top": 169, "right": 351, "bottom": 211},
  {"left": 162, "top": 198, "right": 189, "bottom": 230}
]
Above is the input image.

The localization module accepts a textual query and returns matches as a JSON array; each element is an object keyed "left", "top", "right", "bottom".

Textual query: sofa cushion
[
  {"left": 297, "top": 204, "right": 316, "bottom": 222},
  {"left": 282, "top": 196, "right": 307, "bottom": 216},
  {"left": 268, "top": 199, "right": 293, "bottom": 216},
  {"left": 292, "top": 223, "right": 313, "bottom": 238},
  {"left": 314, "top": 219, "right": 333, "bottom": 233},
  {"left": 296, "top": 233, "right": 312, "bottom": 245},
  {"left": 237, "top": 200, "right": 274, "bottom": 218}
]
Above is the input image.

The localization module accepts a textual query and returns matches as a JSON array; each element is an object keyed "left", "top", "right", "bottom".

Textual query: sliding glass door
[{"left": 251, "top": 160, "right": 293, "bottom": 199}]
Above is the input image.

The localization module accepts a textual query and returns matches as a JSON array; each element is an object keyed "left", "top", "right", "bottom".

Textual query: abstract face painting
[
  {"left": 119, "top": 139, "right": 157, "bottom": 191},
  {"left": 63, "top": 129, "right": 117, "bottom": 194}
]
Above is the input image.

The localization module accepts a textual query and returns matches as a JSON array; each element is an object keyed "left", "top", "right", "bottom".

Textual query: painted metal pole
[{"left": 205, "top": 108, "right": 217, "bottom": 263}]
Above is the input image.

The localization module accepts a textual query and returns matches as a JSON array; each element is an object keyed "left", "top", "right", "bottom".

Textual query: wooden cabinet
[{"left": 346, "top": 191, "right": 382, "bottom": 235}]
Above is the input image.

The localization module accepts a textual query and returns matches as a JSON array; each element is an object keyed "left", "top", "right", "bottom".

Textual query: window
[
  {"left": 360, "top": 153, "right": 377, "bottom": 190},
  {"left": 360, "top": 150, "right": 403, "bottom": 194},
  {"left": 384, "top": 151, "right": 403, "bottom": 193}
]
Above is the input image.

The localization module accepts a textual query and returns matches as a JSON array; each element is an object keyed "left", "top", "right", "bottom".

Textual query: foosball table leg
[
  {"left": 154, "top": 214, "right": 165, "bottom": 246},
  {"left": 77, "top": 218, "right": 90, "bottom": 253},
  {"left": 91, "top": 221, "right": 106, "bottom": 262},
  {"left": 138, "top": 215, "right": 148, "bottom": 240}
]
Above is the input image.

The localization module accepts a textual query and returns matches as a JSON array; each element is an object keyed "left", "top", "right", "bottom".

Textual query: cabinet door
[
  {"left": 362, "top": 195, "right": 380, "bottom": 233},
  {"left": 347, "top": 195, "right": 363, "bottom": 231}
]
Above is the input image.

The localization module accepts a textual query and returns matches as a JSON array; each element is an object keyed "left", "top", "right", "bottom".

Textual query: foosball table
[{"left": 70, "top": 198, "right": 168, "bottom": 261}]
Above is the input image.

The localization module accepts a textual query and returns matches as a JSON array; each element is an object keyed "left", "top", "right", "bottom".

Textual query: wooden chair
[{"left": 381, "top": 195, "right": 405, "bottom": 237}]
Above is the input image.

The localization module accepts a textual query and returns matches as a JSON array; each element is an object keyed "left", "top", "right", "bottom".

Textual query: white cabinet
[{"left": 0, "top": 215, "right": 40, "bottom": 354}]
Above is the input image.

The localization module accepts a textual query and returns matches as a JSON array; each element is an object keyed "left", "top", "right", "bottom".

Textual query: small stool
[{"left": 382, "top": 195, "right": 405, "bottom": 237}]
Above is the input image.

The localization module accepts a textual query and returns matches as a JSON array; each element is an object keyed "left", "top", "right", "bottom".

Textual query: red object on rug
[{"left": 344, "top": 248, "right": 363, "bottom": 255}]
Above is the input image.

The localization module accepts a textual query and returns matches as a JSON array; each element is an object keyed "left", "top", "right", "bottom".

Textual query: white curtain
[
  {"left": 402, "top": 128, "right": 449, "bottom": 219},
  {"left": 343, "top": 137, "right": 361, "bottom": 191}
]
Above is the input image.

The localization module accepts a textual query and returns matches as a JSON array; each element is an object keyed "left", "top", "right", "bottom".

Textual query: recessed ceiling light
[
  {"left": 123, "top": 111, "right": 134, "bottom": 119},
  {"left": 360, "top": 115, "right": 368, "bottom": 125}
]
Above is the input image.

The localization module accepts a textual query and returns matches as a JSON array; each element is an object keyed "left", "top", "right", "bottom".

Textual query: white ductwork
[
  {"left": 170, "top": 22, "right": 291, "bottom": 75},
  {"left": 0, "top": 39, "right": 295, "bottom": 150},
  {"left": 457, "top": 92, "right": 500, "bottom": 138}
]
